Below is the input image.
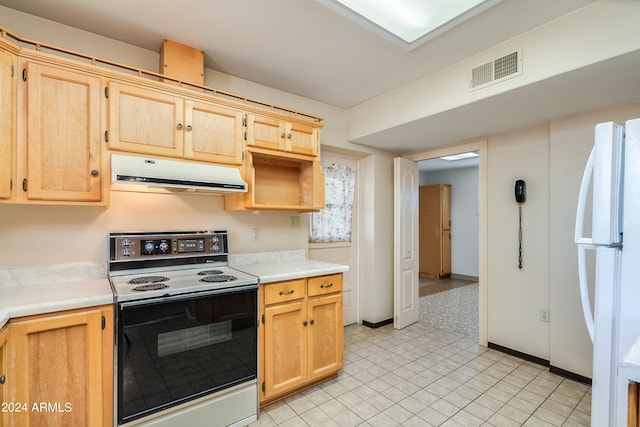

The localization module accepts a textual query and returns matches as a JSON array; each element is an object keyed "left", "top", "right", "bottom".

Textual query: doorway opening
[
  {"left": 402, "top": 140, "right": 488, "bottom": 346},
  {"left": 418, "top": 152, "right": 479, "bottom": 339}
]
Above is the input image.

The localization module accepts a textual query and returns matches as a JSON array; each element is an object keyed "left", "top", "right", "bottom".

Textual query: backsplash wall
[{"left": 0, "top": 190, "right": 309, "bottom": 268}]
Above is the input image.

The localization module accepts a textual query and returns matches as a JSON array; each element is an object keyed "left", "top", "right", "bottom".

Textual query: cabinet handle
[
  {"left": 310, "top": 319, "right": 315, "bottom": 325},
  {"left": 0, "top": 375, "right": 5, "bottom": 385},
  {"left": 279, "top": 290, "right": 294, "bottom": 296},
  {"left": 320, "top": 283, "right": 333, "bottom": 289},
  {"left": 177, "top": 123, "right": 184, "bottom": 130},
  {"left": 303, "top": 321, "right": 308, "bottom": 326},
  {"left": 287, "top": 133, "right": 292, "bottom": 139},
  {"left": 281, "top": 132, "right": 286, "bottom": 138},
  {"left": 91, "top": 169, "right": 99, "bottom": 177},
  {"left": 186, "top": 125, "right": 193, "bottom": 131}
]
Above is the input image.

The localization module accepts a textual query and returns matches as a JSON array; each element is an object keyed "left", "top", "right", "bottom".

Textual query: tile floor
[{"left": 250, "top": 321, "right": 591, "bottom": 426}]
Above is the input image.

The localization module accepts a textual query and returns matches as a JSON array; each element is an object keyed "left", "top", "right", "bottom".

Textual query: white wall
[
  {"left": 423, "top": 167, "right": 479, "bottom": 277},
  {"left": 486, "top": 101, "right": 640, "bottom": 378},
  {"left": 0, "top": 7, "right": 398, "bottom": 325},
  {"left": 347, "top": 0, "right": 640, "bottom": 142},
  {"left": 487, "top": 125, "right": 550, "bottom": 359}
]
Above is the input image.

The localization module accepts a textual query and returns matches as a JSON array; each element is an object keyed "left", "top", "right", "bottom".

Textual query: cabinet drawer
[
  {"left": 308, "top": 274, "right": 342, "bottom": 297},
  {"left": 264, "top": 279, "right": 306, "bottom": 305}
]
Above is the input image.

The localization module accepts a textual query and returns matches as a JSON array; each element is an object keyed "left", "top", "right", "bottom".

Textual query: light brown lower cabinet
[
  {"left": 260, "top": 274, "right": 343, "bottom": 404},
  {"left": 630, "top": 381, "right": 640, "bottom": 427},
  {"left": 0, "top": 325, "right": 10, "bottom": 427},
  {"left": 1, "top": 305, "right": 113, "bottom": 427}
]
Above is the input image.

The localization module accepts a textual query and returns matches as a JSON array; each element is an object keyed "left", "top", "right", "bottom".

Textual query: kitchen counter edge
[
  {"left": 0, "top": 278, "right": 113, "bottom": 329},
  {"left": 232, "top": 259, "right": 349, "bottom": 284}
]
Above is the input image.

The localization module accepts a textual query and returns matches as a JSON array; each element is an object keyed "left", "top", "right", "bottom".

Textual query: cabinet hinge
[
  {"left": 244, "top": 131, "right": 247, "bottom": 141},
  {"left": 261, "top": 314, "right": 265, "bottom": 324},
  {"left": 261, "top": 382, "right": 265, "bottom": 392},
  {"left": 242, "top": 151, "right": 245, "bottom": 161},
  {"left": 9, "top": 178, "right": 12, "bottom": 191},
  {"left": 11, "top": 65, "right": 14, "bottom": 78},
  {"left": 22, "top": 179, "right": 27, "bottom": 192},
  {"left": 104, "top": 130, "right": 109, "bottom": 143},
  {"left": 104, "top": 86, "right": 109, "bottom": 99},
  {"left": 22, "top": 68, "right": 26, "bottom": 82},
  {"left": 242, "top": 117, "right": 247, "bottom": 127},
  {"left": 101, "top": 316, "right": 106, "bottom": 330}
]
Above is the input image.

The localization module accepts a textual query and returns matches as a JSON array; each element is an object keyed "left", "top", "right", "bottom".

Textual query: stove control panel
[{"left": 110, "top": 232, "right": 228, "bottom": 261}]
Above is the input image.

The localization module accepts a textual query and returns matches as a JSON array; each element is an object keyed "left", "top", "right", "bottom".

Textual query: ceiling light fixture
[
  {"left": 316, "top": 0, "right": 502, "bottom": 50},
  {"left": 440, "top": 152, "right": 479, "bottom": 161}
]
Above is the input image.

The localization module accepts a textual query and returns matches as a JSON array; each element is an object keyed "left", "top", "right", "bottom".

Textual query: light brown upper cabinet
[
  {"left": 108, "top": 81, "right": 243, "bottom": 165},
  {"left": 246, "top": 113, "right": 319, "bottom": 157},
  {"left": 0, "top": 47, "right": 16, "bottom": 202},
  {"left": 19, "top": 60, "right": 105, "bottom": 204}
]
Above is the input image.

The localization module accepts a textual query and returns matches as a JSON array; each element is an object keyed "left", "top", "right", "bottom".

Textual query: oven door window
[{"left": 118, "top": 288, "right": 257, "bottom": 424}]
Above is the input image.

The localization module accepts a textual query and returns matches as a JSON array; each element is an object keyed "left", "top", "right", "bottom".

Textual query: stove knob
[
  {"left": 212, "top": 236, "right": 219, "bottom": 243},
  {"left": 212, "top": 244, "right": 219, "bottom": 252},
  {"left": 144, "top": 242, "right": 155, "bottom": 253},
  {"left": 122, "top": 249, "right": 132, "bottom": 257},
  {"left": 121, "top": 239, "right": 132, "bottom": 247},
  {"left": 159, "top": 242, "right": 169, "bottom": 253}
]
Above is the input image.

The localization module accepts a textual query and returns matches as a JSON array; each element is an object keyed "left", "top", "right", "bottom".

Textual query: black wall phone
[
  {"left": 515, "top": 179, "right": 526, "bottom": 269},
  {"left": 515, "top": 179, "right": 526, "bottom": 204}
]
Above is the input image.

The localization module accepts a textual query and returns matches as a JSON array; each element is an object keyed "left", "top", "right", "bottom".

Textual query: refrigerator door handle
[
  {"left": 575, "top": 147, "right": 595, "bottom": 245},
  {"left": 577, "top": 244, "right": 595, "bottom": 342}
]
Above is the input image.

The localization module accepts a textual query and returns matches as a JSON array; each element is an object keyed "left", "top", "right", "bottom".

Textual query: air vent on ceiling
[{"left": 469, "top": 49, "right": 522, "bottom": 90}]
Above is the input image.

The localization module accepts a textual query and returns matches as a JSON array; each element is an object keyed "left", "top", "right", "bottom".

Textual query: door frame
[{"left": 405, "top": 140, "right": 488, "bottom": 346}]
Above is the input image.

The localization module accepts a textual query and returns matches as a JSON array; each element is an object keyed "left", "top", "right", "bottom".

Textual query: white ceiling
[
  {"left": 3, "top": 0, "right": 638, "bottom": 154},
  {"left": 0, "top": 0, "right": 595, "bottom": 109}
]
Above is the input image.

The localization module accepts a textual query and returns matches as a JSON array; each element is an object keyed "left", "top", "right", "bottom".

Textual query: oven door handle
[{"left": 119, "top": 283, "right": 259, "bottom": 309}]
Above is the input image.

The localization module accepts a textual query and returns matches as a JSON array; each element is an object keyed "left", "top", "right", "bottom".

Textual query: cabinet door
[
  {"left": 286, "top": 122, "right": 318, "bottom": 156},
  {"left": 25, "top": 62, "right": 102, "bottom": 202},
  {"left": 184, "top": 100, "right": 243, "bottom": 164},
  {"left": 0, "top": 50, "right": 15, "bottom": 201},
  {"left": 307, "top": 293, "right": 343, "bottom": 381},
  {"left": 263, "top": 300, "right": 307, "bottom": 399},
  {"left": 0, "top": 326, "right": 9, "bottom": 427},
  {"left": 11, "top": 308, "right": 108, "bottom": 427},
  {"left": 109, "top": 81, "right": 184, "bottom": 157},
  {"left": 246, "top": 113, "right": 285, "bottom": 152}
]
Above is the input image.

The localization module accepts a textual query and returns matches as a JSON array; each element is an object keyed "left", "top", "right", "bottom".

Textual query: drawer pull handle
[
  {"left": 310, "top": 319, "right": 315, "bottom": 325},
  {"left": 303, "top": 321, "right": 308, "bottom": 326},
  {"left": 0, "top": 375, "right": 5, "bottom": 385},
  {"left": 320, "top": 283, "right": 333, "bottom": 289},
  {"left": 279, "top": 290, "right": 294, "bottom": 296}
]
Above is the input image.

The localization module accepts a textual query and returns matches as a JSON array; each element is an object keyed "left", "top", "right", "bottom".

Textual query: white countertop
[
  {"left": 0, "top": 263, "right": 113, "bottom": 329},
  {"left": 620, "top": 335, "right": 640, "bottom": 383},
  {"left": 0, "top": 252, "right": 349, "bottom": 329},
  {"left": 229, "top": 249, "right": 349, "bottom": 283},
  {"left": 233, "top": 259, "right": 349, "bottom": 284}
]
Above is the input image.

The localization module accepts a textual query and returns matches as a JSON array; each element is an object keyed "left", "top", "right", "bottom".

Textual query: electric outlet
[
  {"left": 539, "top": 309, "right": 550, "bottom": 323},
  {"left": 252, "top": 228, "right": 260, "bottom": 241},
  {"left": 290, "top": 216, "right": 300, "bottom": 229}
]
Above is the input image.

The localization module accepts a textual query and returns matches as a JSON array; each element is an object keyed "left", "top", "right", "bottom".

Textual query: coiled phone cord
[{"left": 518, "top": 204, "right": 523, "bottom": 269}]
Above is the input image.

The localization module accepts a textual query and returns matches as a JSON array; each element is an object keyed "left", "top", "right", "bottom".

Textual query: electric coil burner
[
  {"left": 200, "top": 274, "right": 238, "bottom": 283},
  {"left": 127, "top": 275, "right": 170, "bottom": 284},
  {"left": 108, "top": 231, "right": 259, "bottom": 427},
  {"left": 197, "top": 270, "right": 224, "bottom": 275}
]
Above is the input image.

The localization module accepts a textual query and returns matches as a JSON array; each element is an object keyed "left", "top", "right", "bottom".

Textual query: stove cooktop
[{"left": 110, "top": 265, "right": 258, "bottom": 302}]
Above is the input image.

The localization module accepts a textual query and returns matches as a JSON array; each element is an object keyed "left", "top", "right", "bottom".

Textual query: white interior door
[{"left": 394, "top": 157, "right": 419, "bottom": 329}]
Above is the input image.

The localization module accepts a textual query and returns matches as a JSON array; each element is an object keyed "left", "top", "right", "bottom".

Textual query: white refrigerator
[{"left": 575, "top": 118, "right": 640, "bottom": 426}]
